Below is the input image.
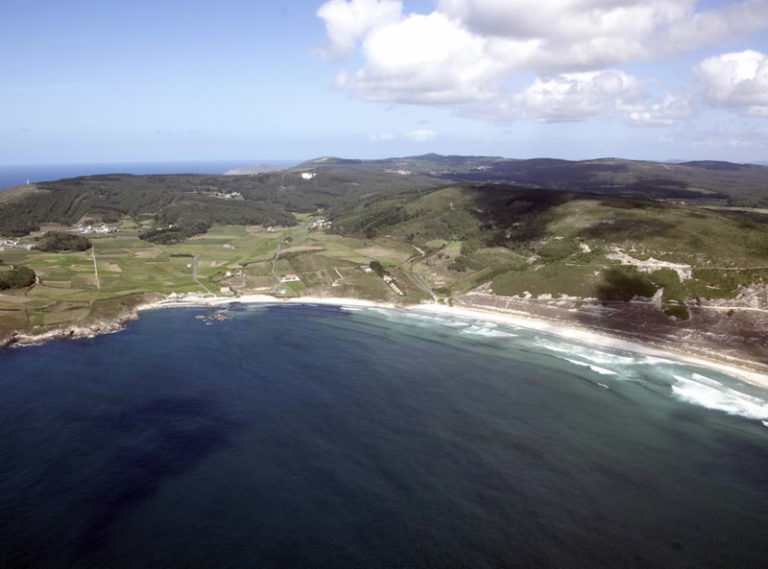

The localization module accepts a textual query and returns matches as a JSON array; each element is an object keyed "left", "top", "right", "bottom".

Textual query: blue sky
[{"left": 2, "top": 0, "right": 767, "bottom": 165}]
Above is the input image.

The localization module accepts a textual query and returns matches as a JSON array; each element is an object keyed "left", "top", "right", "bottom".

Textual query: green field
[
  {"left": 3, "top": 161, "right": 768, "bottom": 338},
  {"left": 0, "top": 216, "right": 423, "bottom": 337}
]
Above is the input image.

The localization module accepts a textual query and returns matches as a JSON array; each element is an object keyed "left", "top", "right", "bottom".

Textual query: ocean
[
  {"left": 0, "top": 304, "right": 766, "bottom": 569},
  {"left": 0, "top": 160, "right": 297, "bottom": 190}
]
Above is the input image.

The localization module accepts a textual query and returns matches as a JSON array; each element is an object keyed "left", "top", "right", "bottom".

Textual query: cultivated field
[{"left": 0, "top": 214, "right": 428, "bottom": 337}]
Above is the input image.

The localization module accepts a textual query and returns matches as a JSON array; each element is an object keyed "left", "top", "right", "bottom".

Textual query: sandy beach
[{"left": 136, "top": 293, "right": 768, "bottom": 392}]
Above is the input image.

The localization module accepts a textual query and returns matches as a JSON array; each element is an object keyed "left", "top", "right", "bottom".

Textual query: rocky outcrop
[
  {"left": 3, "top": 318, "right": 133, "bottom": 347},
  {"left": 0, "top": 292, "right": 164, "bottom": 349}
]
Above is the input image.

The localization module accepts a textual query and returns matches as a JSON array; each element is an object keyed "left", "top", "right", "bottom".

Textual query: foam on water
[
  {"left": 690, "top": 373, "right": 723, "bottom": 388},
  {"left": 459, "top": 324, "right": 519, "bottom": 339},
  {"left": 2, "top": 304, "right": 768, "bottom": 568},
  {"left": 362, "top": 308, "right": 768, "bottom": 423},
  {"left": 534, "top": 340, "right": 672, "bottom": 367},
  {"left": 672, "top": 375, "right": 768, "bottom": 420},
  {"left": 564, "top": 358, "right": 617, "bottom": 376}
]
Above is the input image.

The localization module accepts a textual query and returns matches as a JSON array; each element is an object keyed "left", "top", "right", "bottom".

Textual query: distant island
[{"left": 1, "top": 154, "right": 767, "bottom": 384}]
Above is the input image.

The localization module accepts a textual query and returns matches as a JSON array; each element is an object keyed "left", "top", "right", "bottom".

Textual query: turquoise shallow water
[{"left": 0, "top": 304, "right": 766, "bottom": 568}]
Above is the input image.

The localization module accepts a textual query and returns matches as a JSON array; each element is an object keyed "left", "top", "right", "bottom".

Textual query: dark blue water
[
  {"left": 0, "top": 160, "right": 297, "bottom": 190},
  {"left": 0, "top": 304, "right": 766, "bottom": 569}
]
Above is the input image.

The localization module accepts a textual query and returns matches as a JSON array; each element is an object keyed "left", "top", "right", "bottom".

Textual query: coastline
[
  {"left": 5, "top": 291, "right": 768, "bottom": 392},
  {"left": 135, "top": 293, "right": 768, "bottom": 391},
  {"left": 409, "top": 303, "right": 768, "bottom": 391}
]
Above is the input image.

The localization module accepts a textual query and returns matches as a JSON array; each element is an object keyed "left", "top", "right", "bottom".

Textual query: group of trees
[
  {"left": 0, "top": 264, "right": 36, "bottom": 290},
  {"left": 35, "top": 231, "right": 92, "bottom": 252},
  {"left": 0, "top": 174, "right": 297, "bottom": 242}
]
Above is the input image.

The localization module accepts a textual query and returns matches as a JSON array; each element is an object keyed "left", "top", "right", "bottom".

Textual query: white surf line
[
  {"left": 91, "top": 245, "right": 100, "bottom": 290},
  {"left": 410, "top": 303, "right": 768, "bottom": 390}
]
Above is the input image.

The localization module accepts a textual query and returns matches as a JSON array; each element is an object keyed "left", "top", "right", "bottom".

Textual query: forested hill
[
  {"left": 1, "top": 154, "right": 767, "bottom": 242},
  {"left": 1, "top": 155, "right": 767, "bottom": 356},
  {"left": 0, "top": 168, "right": 445, "bottom": 240},
  {"left": 295, "top": 154, "right": 768, "bottom": 205}
]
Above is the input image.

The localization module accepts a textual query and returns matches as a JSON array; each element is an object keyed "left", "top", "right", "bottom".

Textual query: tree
[
  {"left": 36, "top": 231, "right": 92, "bottom": 252},
  {"left": 0, "top": 266, "right": 36, "bottom": 290}
]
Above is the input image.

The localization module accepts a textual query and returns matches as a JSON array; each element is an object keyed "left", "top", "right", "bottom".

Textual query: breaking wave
[
  {"left": 563, "top": 358, "right": 617, "bottom": 376},
  {"left": 672, "top": 375, "right": 768, "bottom": 421},
  {"left": 359, "top": 307, "right": 768, "bottom": 423},
  {"left": 534, "top": 340, "right": 673, "bottom": 367},
  {"left": 459, "top": 324, "right": 518, "bottom": 339}
]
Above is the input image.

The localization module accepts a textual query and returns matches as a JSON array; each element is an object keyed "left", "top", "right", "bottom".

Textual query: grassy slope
[
  {"left": 1, "top": 159, "right": 767, "bottom": 335},
  {"left": 331, "top": 184, "right": 768, "bottom": 313}
]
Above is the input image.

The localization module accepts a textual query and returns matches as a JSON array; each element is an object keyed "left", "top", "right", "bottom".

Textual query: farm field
[{"left": 0, "top": 215, "right": 427, "bottom": 338}]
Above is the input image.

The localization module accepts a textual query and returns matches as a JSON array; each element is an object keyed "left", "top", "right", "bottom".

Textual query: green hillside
[
  {"left": 0, "top": 169, "right": 445, "bottom": 239},
  {"left": 331, "top": 183, "right": 768, "bottom": 317},
  {"left": 1, "top": 154, "right": 767, "bottom": 334}
]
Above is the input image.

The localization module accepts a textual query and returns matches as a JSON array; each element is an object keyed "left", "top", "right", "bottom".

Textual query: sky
[{"left": 1, "top": 0, "right": 767, "bottom": 165}]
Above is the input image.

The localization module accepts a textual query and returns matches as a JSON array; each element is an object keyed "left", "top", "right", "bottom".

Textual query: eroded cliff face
[
  {"left": 705, "top": 285, "right": 768, "bottom": 310},
  {"left": 457, "top": 284, "right": 768, "bottom": 368}
]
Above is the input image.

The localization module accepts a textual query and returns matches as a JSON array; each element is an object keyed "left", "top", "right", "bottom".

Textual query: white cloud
[
  {"left": 695, "top": 50, "right": 768, "bottom": 116},
  {"left": 437, "top": 0, "right": 768, "bottom": 66},
  {"left": 315, "top": 0, "right": 402, "bottom": 59},
  {"left": 404, "top": 128, "right": 438, "bottom": 142},
  {"left": 316, "top": 0, "right": 768, "bottom": 124},
  {"left": 515, "top": 70, "right": 644, "bottom": 122},
  {"left": 665, "top": 0, "right": 768, "bottom": 52},
  {"left": 462, "top": 70, "right": 694, "bottom": 126},
  {"left": 621, "top": 94, "right": 695, "bottom": 126},
  {"left": 337, "top": 12, "right": 500, "bottom": 104},
  {"left": 370, "top": 129, "right": 439, "bottom": 142}
]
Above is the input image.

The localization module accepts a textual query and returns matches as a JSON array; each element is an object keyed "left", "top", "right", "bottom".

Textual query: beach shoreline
[
  {"left": 132, "top": 293, "right": 768, "bottom": 391},
  {"left": 3, "top": 291, "right": 767, "bottom": 392}
]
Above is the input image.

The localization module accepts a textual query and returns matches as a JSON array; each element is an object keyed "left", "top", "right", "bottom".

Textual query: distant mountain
[
  {"left": 292, "top": 154, "right": 768, "bottom": 205},
  {"left": 2, "top": 153, "right": 767, "bottom": 240}
]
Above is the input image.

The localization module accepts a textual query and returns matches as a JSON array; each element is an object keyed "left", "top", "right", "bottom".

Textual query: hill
[
  {"left": 294, "top": 154, "right": 768, "bottom": 205},
  {"left": 2, "top": 154, "right": 767, "bottom": 241},
  {"left": 330, "top": 182, "right": 768, "bottom": 303},
  {"left": 1, "top": 154, "right": 767, "bottom": 365},
  {"left": 0, "top": 168, "right": 446, "bottom": 238}
]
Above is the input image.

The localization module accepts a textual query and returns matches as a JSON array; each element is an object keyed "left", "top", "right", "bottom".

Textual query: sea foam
[
  {"left": 563, "top": 358, "right": 617, "bottom": 376},
  {"left": 672, "top": 375, "right": 768, "bottom": 421},
  {"left": 459, "top": 324, "right": 519, "bottom": 339}
]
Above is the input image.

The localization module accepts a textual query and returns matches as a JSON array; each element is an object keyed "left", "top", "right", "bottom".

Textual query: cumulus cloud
[
  {"left": 437, "top": 0, "right": 768, "bottom": 67},
  {"left": 337, "top": 12, "right": 501, "bottom": 104},
  {"left": 315, "top": 0, "right": 402, "bottom": 59},
  {"left": 462, "top": 70, "right": 693, "bottom": 126},
  {"left": 404, "top": 128, "right": 438, "bottom": 141},
  {"left": 316, "top": 0, "right": 768, "bottom": 124},
  {"left": 514, "top": 70, "right": 644, "bottom": 122},
  {"left": 695, "top": 50, "right": 768, "bottom": 116},
  {"left": 621, "top": 94, "right": 695, "bottom": 126}
]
